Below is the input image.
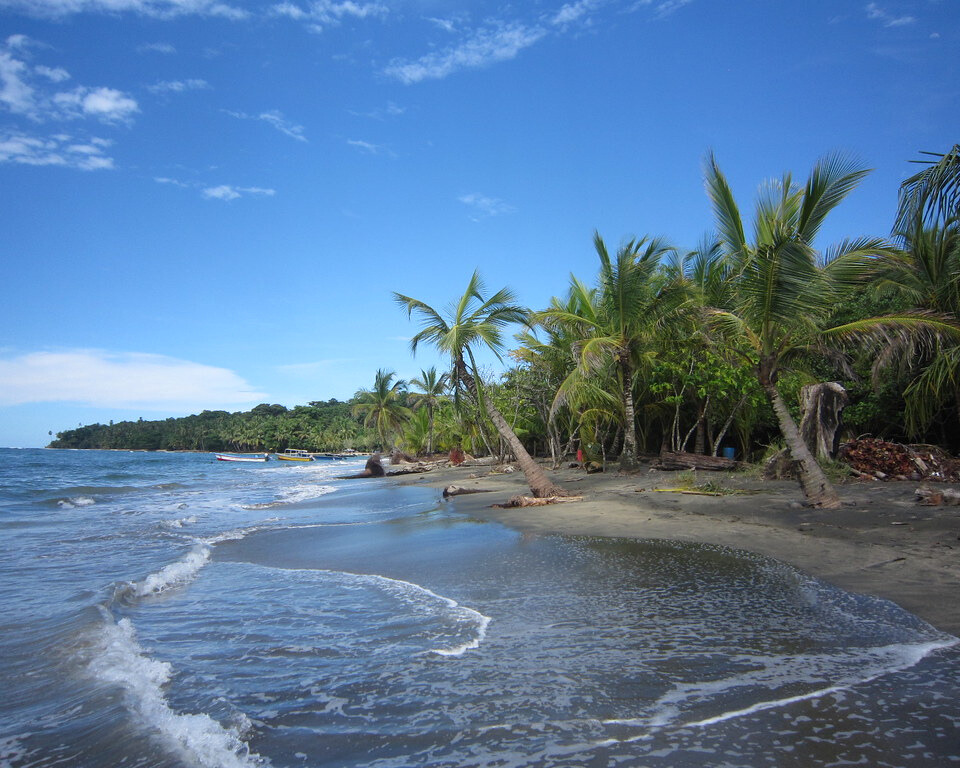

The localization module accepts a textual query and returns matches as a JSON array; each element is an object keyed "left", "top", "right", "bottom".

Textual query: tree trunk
[
  {"left": 799, "top": 382, "right": 848, "bottom": 461},
  {"left": 619, "top": 355, "right": 639, "bottom": 470},
  {"left": 763, "top": 382, "right": 841, "bottom": 508},
  {"left": 456, "top": 357, "right": 567, "bottom": 497}
]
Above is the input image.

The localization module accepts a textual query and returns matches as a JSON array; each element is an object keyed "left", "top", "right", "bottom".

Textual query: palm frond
[
  {"left": 704, "top": 151, "right": 747, "bottom": 257},
  {"left": 798, "top": 153, "right": 872, "bottom": 243}
]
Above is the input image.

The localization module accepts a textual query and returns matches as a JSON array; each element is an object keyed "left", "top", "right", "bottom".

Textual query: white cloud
[
  {"left": 1, "top": 39, "right": 139, "bottom": 125},
  {"left": 35, "top": 64, "right": 70, "bottom": 82},
  {"left": 0, "top": 350, "right": 265, "bottom": 408},
  {"left": 138, "top": 42, "right": 176, "bottom": 54},
  {"left": 0, "top": 0, "right": 248, "bottom": 20},
  {"left": 202, "top": 184, "right": 276, "bottom": 200},
  {"left": 224, "top": 108, "right": 307, "bottom": 142},
  {"left": 346, "top": 138, "right": 384, "bottom": 154},
  {"left": 426, "top": 16, "right": 456, "bottom": 33},
  {"left": 551, "top": 0, "right": 602, "bottom": 27},
  {"left": 631, "top": 0, "right": 694, "bottom": 18},
  {"left": 272, "top": 0, "right": 388, "bottom": 29},
  {"left": 148, "top": 78, "right": 209, "bottom": 93},
  {"left": 458, "top": 192, "right": 516, "bottom": 220},
  {"left": 0, "top": 131, "right": 114, "bottom": 170},
  {"left": 385, "top": 22, "right": 547, "bottom": 84},
  {"left": 349, "top": 100, "right": 405, "bottom": 120},
  {"left": 865, "top": 2, "right": 915, "bottom": 27}
]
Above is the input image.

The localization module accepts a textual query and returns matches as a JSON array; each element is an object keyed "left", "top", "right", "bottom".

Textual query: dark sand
[{"left": 392, "top": 460, "right": 960, "bottom": 636}]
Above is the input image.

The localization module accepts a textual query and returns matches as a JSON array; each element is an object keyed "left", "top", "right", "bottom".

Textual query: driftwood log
[
  {"left": 915, "top": 487, "right": 960, "bottom": 505},
  {"left": 656, "top": 451, "right": 738, "bottom": 471},
  {"left": 492, "top": 494, "right": 583, "bottom": 508},
  {"left": 442, "top": 485, "right": 492, "bottom": 498},
  {"left": 799, "top": 382, "right": 848, "bottom": 460}
]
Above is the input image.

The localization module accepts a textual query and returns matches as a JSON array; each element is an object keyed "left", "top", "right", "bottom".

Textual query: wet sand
[{"left": 392, "top": 461, "right": 960, "bottom": 636}]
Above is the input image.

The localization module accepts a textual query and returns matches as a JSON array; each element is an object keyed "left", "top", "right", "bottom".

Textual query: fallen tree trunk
[
  {"left": 442, "top": 485, "right": 493, "bottom": 498},
  {"left": 655, "top": 451, "right": 739, "bottom": 471}
]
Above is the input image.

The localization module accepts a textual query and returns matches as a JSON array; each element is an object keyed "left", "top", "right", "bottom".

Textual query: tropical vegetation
[{"left": 51, "top": 145, "right": 960, "bottom": 505}]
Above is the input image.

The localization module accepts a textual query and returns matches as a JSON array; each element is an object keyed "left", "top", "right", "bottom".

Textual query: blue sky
[{"left": 0, "top": 0, "right": 956, "bottom": 447}]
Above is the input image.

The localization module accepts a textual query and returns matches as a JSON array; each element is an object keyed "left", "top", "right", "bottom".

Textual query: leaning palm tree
[
  {"left": 393, "top": 270, "right": 567, "bottom": 497},
  {"left": 351, "top": 369, "right": 411, "bottom": 451},
  {"left": 408, "top": 367, "right": 449, "bottom": 456},
  {"left": 536, "top": 232, "right": 683, "bottom": 470},
  {"left": 703, "top": 151, "right": 896, "bottom": 508}
]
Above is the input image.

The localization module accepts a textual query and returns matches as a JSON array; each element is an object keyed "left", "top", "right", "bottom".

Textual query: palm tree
[
  {"left": 703, "top": 151, "right": 896, "bottom": 508},
  {"left": 852, "top": 218, "right": 960, "bottom": 434},
  {"left": 536, "top": 232, "right": 682, "bottom": 470},
  {"left": 896, "top": 145, "right": 960, "bottom": 230},
  {"left": 351, "top": 369, "right": 411, "bottom": 450},
  {"left": 393, "top": 270, "right": 568, "bottom": 497},
  {"left": 408, "top": 367, "right": 449, "bottom": 456}
]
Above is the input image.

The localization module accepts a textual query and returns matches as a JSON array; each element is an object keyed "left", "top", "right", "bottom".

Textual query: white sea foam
[
  {"left": 58, "top": 496, "right": 96, "bottom": 509},
  {"left": 87, "top": 616, "right": 265, "bottom": 768},
  {"left": 604, "top": 638, "right": 958, "bottom": 737},
  {"left": 0, "top": 735, "right": 31, "bottom": 768},
  {"left": 133, "top": 544, "right": 211, "bottom": 597},
  {"left": 243, "top": 483, "right": 336, "bottom": 509},
  {"left": 160, "top": 515, "right": 197, "bottom": 529},
  {"left": 335, "top": 571, "right": 492, "bottom": 656}
]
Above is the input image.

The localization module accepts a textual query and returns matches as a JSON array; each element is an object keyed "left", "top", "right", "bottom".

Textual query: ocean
[{"left": 1, "top": 447, "right": 957, "bottom": 768}]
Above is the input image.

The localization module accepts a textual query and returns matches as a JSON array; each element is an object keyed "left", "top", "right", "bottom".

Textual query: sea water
[{"left": 1, "top": 448, "right": 957, "bottom": 768}]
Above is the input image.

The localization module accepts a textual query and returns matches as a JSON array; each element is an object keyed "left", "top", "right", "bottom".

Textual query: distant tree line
[{"left": 48, "top": 400, "right": 382, "bottom": 452}]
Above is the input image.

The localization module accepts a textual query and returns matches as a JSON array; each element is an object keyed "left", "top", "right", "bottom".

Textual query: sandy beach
[{"left": 394, "top": 460, "right": 960, "bottom": 636}]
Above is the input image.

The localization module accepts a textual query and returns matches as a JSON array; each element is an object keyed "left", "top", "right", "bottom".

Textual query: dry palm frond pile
[{"left": 838, "top": 438, "right": 960, "bottom": 482}]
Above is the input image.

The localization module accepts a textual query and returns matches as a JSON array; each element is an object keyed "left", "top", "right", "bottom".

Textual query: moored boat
[
  {"left": 276, "top": 449, "right": 315, "bottom": 462},
  {"left": 215, "top": 453, "right": 269, "bottom": 462}
]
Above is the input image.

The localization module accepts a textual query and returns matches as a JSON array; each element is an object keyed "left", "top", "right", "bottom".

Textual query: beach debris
[
  {"left": 442, "top": 485, "right": 492, "bottom": 498},
  {"left": 492, "top": 494, "right": 583, "bottom": 508},
  {"left": 390, "top": 449, "right": 417, "bottom": 464},
  {"left": 839, "top": 439, "right": 960, "bottom": 482},
  {"left": 338, "top": 453, "right": 386, "bottom": 479},
  {"left": 655, "top": 451, "right": 739, "bottom": 472},
  {"left": 915, "top": 487, "right": 960, "bottom": 506}
]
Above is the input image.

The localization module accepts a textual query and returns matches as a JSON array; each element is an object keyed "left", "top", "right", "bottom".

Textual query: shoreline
[{"left": 391, "top": 461, "right": 960, "bottom": 636}]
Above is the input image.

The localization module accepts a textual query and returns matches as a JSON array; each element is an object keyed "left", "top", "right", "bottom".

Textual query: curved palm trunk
[
  {"left": 619, "top": 355, "right": 639, "bottom": 470},
  {"left": 763, "top": 383, "right": 841, "bottom": 508},
  {"left": 456, "top": 357, "right": 568, "bottom": 497}
]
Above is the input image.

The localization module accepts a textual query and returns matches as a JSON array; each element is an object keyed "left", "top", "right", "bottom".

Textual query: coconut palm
[
  {"left": 703, "top": 151, "right": 897, "bottom": 507},
  {"left": 393, "top": 270, "right": 567, "bottom": 497},
  {"left": 852, "top": 218, "right": 960, "bottom": 434},
  {"left": 351, "top": 369, "right": 411, "bottom": 450},
  {"left": 408, "top": 367, "right": 449, "bottom": 456},
  {"left": 536, "top": 232, "right": 683, "bottom": 469},
  {"left": 896, "top": 145, "right": 960, "bottom": 230}
]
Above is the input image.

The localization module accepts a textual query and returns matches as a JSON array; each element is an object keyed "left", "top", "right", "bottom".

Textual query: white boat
[{"left": 215, "top": 453, "right": 269, "bottom": 463}]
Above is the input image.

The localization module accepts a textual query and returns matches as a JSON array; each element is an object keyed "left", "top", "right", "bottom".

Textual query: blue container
[{"left": 721, "top": 446, "right": 735, "bottom": 460}]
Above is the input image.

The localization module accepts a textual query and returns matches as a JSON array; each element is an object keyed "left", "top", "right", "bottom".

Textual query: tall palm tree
[
  {"left": 351, "top": 369, "right": 411, "bottom": 450},
  {"left": 536, "top": 232, "right": 682, "bottom": 470},
  {"left": 703, "top": 151, "right": 895, "bottom": 508},
  {"left": 408, "top": 367, "right": 449, "bottom": 456},
  {"left": 393, "top": 270, "right": 567, "bottom": 498}
]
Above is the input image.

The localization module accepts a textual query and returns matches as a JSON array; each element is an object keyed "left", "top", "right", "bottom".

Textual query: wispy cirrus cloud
[
  {"left": 137, "top": 42, "right": 176, "bottom": 54},
  {"left": 348, "top": 101, "right": 405, "bottom": 120},
  {"left": 0, "top": 350, "right": 264, "bottom": 408},
  {"left": 202, "top": 184, "right": 276, "bottom": 200},
  {"left": 155, "top": 176, "right": 277, "bottom": 200},
  {"left": 0, "top": 0, "right": 248, "bottom": 20},
  {"left": 148, "top": 78, "right": 209, "bottom": 94},
  {"left": 865, "top": 2, "right": 916, "bottom": 27},
  {"left": 631, "top": 0, "right": 694, "bottom": 19},
  {"left": 385, "top": 22, "right": 547, "bottom": 84},
  {"left": 271, "top": 0, "right": 387, "bottom": 32},
  {"left": 458, "top": 192, "right": 516, "bottom": 221},
  {"left": 0, "top": 131, "right": 114, "bottom": 170},
  {"left": 346, "top": 138, "right": 387, "bottom": 154},
  {"left": 224, "top": 108, "right": 307, "bottom": 142}
]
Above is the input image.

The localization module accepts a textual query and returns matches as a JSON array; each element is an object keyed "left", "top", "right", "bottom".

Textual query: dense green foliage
[
  {"left": 48, "top": 400, "right": 382, "bottom": 452},
  {"left": 51, "top": 146, "right": 960, "bottom": 463}
]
